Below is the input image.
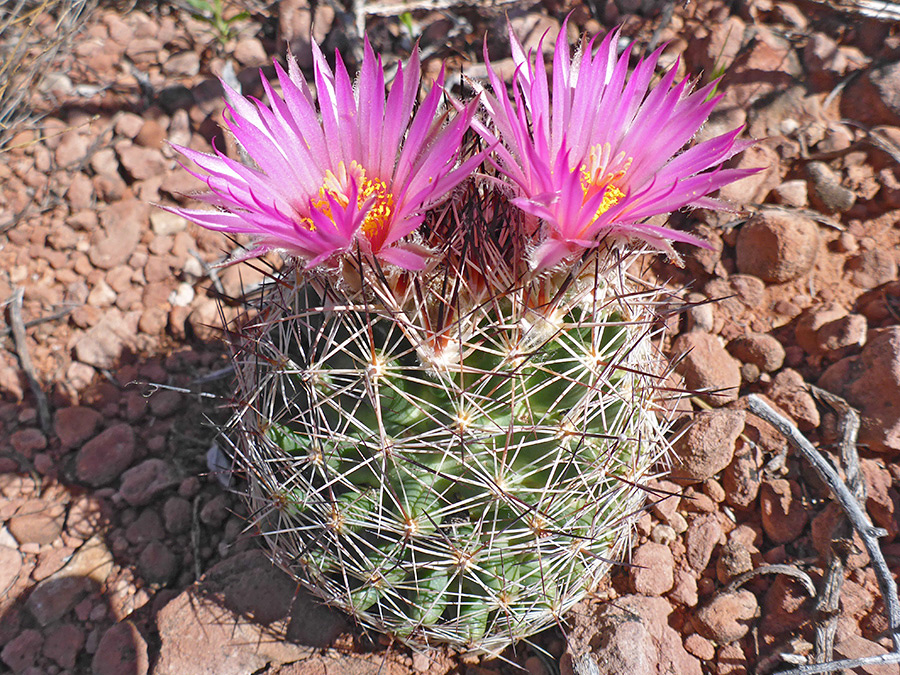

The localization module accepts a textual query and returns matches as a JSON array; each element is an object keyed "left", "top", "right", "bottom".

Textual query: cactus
[
  {"left": 170, "top": 18, "right": 751, "bottom": 654},
  {"left": 227, "top": 188, "right": 672, "bottom": 651}
]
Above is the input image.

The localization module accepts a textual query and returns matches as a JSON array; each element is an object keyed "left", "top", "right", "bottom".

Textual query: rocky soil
[{"left": 1, "top": 0, "right": 899, "bottom": 674}]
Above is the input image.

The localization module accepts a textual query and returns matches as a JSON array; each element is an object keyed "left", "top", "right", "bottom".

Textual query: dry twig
[
  {"left": 6, "top": 288, "right": 51, "bottom": 433},
  {"left": 746, "top": 395, "right": 900, "bottom": 675}
]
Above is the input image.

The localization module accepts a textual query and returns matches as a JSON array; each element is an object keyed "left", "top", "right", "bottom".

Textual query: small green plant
[{"left": 182, "top": 0, "right": 249, "bottom": 46}]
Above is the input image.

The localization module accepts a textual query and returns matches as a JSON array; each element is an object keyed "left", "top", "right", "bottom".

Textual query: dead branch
[
  {"left": 746, "top": 394, "right": 900, "bottom": 675},
  {"left": 7, "top": 288, "right": 51, "bottom": 433}
]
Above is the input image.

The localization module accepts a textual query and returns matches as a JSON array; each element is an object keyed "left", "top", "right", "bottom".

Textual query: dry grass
[{"left": 0, "top": 0, "right": 97, "bottom": 152}]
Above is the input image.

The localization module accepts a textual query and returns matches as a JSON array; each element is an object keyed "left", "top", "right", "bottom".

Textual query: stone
[
  {"left": 9, "top": 428, "right": 46, "bottom": 457},
  {"left": 26, "top": 575, "right": 90, "bottom": 625},
  {"left": 846, "top": 249, "right": 898, "bottom": 290},
  {"left": 772, "top": 179, "right": 808, "bottom": 207},
  {"left": 125, "top": 509, "right": 165, "bottom": 544},
  {"left": 811, "top": 501, "right": 870, "bottom": 569},
  {"left": 630, "top": 542, "right": 675, "bottom": 595},
  {"left": 685, "top": 514, "right": 724, "bottom": 572},
  {"left": 89, "top": 200, "right": 148, "bottom": 270},
  {"left": 164, "top": 51, "right": 201, "bottom": 77},
  {"left": 73, "top": 308, "right": 140, "bottom": 369},
  {"left": 233, "top": 37, "right": 268, "bottom": 67},
  {"left": 716, "top": 540, "right": 753, "bottom": 584},
  {"left": 735, "top": 210, "right": 819, "bottom": 283},
  {"left": 767, "top": 369, "right": 820, "bottom": 431},
  {"left": 75, "top": 423, "right": 135, "bottom": 487},
  {"left": 860, "top": 458, "right": 899, "bottom": 539},
  {"left": 155, "top": 551, "right": 346, "bottom": 675},
  {"left": 117, "top": 144, "right": 168, "bottom": 180},
  {"left": 727, "top": 333, "right": 785, "bottom": 372},
  {"left": 118, "top": 459, "right": 178, "bottom": 506},
  {"left": 671, "top": 333, "right": 742, "bottom": 406},
  {"left": 807, "top": 161, "right": 857, "bottom": 212},
  {"left": 43, "top": 623, "right": 85, "bottom": 669},
  {"left": 672, "top": 409, "right": 746, "bottom": 481},
  {"left": 1, "top": 629, "right": 42, "bottom": 673},
  {"left": 669, "top": 568, "right": 699, "bottom": 607},
  {"left": 842, "top": 60, "right": 900, "bottom": 127},
  {"left": 0, "top": 544, "right": 22, "bottom": 596},
  {"left": 693, "top": 590, "right": 758, "bottom": 643},
  {"left": 92, "top": 621, "right": 149, "bottom": 675},
  {"left": 834, "top": 635, "right": 900, "bottom": 675},
  {"left": 718, "top": 142, "right": 782, "bottom": 205},
  {"left": 55, "top": 406, "right": 103, "bottom": 448},
  {"left": 7, "top": 502, "right": 63, "bottom": 545},
  {"left": 149, "top": 209, "right": 188, "bottom": 236},
  {"left": 139, "top": 541, "right": 178, "bottom": 585},
  {"left": 163, "top": 497, "right": 192, "bottom": 534},
  {"left": 819, "top": 327, "right": 900, "bottom": 453},
  {"left": 760, "top": 479, "right": 809, "bottom": 544},
  {"left": 55, "top": 131, "right": 89, "bottom": 167},
  {"left": 563, "top": 595, "right": 701, "bottom": 675},
  {"left": 762, "top": 574, "right": 815, "bottom": 635}
]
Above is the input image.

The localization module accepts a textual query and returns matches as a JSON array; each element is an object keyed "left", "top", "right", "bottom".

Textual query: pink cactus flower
[
  {"left": 474, "top": 22, "right": 756, "bottom": 270},
  {"left": 170, "top": 39, "right": 480, "bottom": 270}
]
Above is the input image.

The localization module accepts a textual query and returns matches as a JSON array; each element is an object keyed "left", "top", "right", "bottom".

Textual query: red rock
[
  {"left": 807, "top": 161, "right": 857, "bottom": 213},
  {"left": 630, "top": 542, "right": 675, "bottom": 595},
  {"left": 75, "top": 423, "right": 135, "bottom": 487},
  {"left": 847, "top": 249, "right": 898, "bottom": 290},
  {"left": 1, "top": 629, "right": 42, "bottom": 673},
  {"left": 92, "top": 621, "right": 149, "bottom": 675},
  {"left": 55, "top": 131, "right": 89, "bottom": 167},
  {"left": 163, "top": 497, "right": 192, "bottom": 534},
  {"left": 671, "top": 333, "right": 742, "bottom": 406},
  {"left": 233, "top": 37, "right": 268, "bottom": 67},
  {"left": 118, "top": 459, "right": 179, "bottom": 506},
  {"left": 672, "top": 409, "right": 746, "bottom": 480},
  {"left": 735, "top": 210, "right": 819, "bottom": 283},
  {"left": 164, "top": 51, "right": 201, "bottom": 77},
  {"left": 669, "top": 568, "right": 699, "bottom": 607},
  {"left": 760, "top": 479, "right": 809, "bottom": 543},
  {"left": 833, "top": 635, "right": 900, "bottom": 675},
  {"left": 55, "top": 407, "right": 103, "bottom": 449},
  {"left": 9, "top": 428, "right": 46, "bottom": 457},
  {"left": 811, "top": 501, "right": 871, "bottom": 569},
  {"left": 767, "top": 369, "right": 820, "bottom": 431},
  {"left": 73, "top": 308, "right": 140, "bottom": 369},
  {"left": 155, "top": 551, "right": 346, "bottom": 674},
  {"left": 117, "top": 143, "right": 168, "bottom": 180},
  {"left": 727, "top": 333, "right": 785, "bottom": 372},
  {"left": 716, "top": 540, "right": 753, "bottom": 584},
  {"left": 685, "top": 514, "right": 724, "bottom": 572},
  {"left": 761, "top": 573, "right": 814, "bottom": 635},
  {"left": 683, "top": 633, "right": 715, "bottom": 661},
  {"left": 125, "top": 509, "right": 165, "bottom": 544},
  {"left": 43, "top": 622, "right": 85, "bottom": 669},
  {"left": 842, "top": 60, "right": 900, "bottom": 127},
  {"left": 860, "top": 458, "right": 899, "bottom": 539},
  {"left": 7, "top": 503, "right": 63, "bottom": 546},
  {"left": 819, "top": 327, "right": 900, "bottom": 453},
  {"left": 715, "top": 643, "right": 748, "bottom": 675},
  {"left": 139, "top": 541, "right": 179, "bottom": 585},
  {"left": 149, "top": 390, "right": 183, "bottom": 417},
  {"left": 718, "top": 141, "right": 782, "bottom": 205},
  {"left": 0, "top": 545, "right": 23, "bottom": 597},
  {"left": 693, "top": 590, "right": 758, "bottom": 643},
  {"left": 26, "top": 575, "right": 90, "bottom": 626},
  {"left": 89, "top": 200, "right": 148, "bottom": 270}
]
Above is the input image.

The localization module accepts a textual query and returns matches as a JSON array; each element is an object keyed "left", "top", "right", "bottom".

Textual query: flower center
[
  {"left": 578, "top": 143, "right": 631, "bottom": 223},
  {"left": 303, "top": 161, "right": 395, "bottom": 244}
]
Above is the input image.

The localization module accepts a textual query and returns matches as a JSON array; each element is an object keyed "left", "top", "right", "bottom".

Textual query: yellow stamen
[
  {"left": 300, "top": 161, "right": 395, "bottom": 242},
  {"left": 578, "top": 143, "right": 631, "bottom": 224}
]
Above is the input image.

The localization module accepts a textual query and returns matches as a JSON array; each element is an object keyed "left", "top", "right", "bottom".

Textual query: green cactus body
[{"left": 232, "top": 217, "right": 671, "bottom": 653}]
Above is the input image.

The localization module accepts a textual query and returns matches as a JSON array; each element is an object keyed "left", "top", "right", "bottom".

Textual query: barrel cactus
[{"left": 170, "top": 22, "right": 751, "bottom": 653}]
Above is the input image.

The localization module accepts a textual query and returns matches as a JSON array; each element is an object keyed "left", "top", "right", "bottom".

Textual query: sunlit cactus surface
[{"left": 227, "top": 190, "right": 672, "bottom": 652}]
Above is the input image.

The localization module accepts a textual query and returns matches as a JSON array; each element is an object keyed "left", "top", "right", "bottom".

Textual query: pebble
[
  {"left": 760, "top": 479, "right": 809, "bottom": 544},
  {"left": 772, "top": 179, "right": 808, "bottom": 207},
  {"left": 125, "top": 509, "right": 165, "bottom": 544},
  {"left": 811, "top": 502, "right": 870, "bottom": 569},
  {"left": 1, "top": 629, "right": 43, "bottom": 673},
  {"left": 117, "top": 143, "right": 168, "bottom": 180},
  {"left": 43, "top": 623, "right": 85, "bottom": 669},
  {"left": 668, "top": 568, "right": 699, "bottom": 607},
  {"left": 716, "top": 540, "right": 754, "bottom": 584},
  {"left": 118, "top": 459, "right": 179, "bottom": 507},
  {"left": 26, "top": 575, "right": 90, "bottom": 626},
  {"left": 630, "top": 542, "right": 675, "bottom": 595},
  {"left": 735, "top": 210, "right": 819, "bottom": 283},
  {"left": 683, "top": 633, "right": 716, "bottom": 661},
  {"left": 685, "top": 514, "right": 724, "bottom": 572},
  {"left": 92, "top": 621, "right": 149, "bottom": 675},
  {"left": 75, "top": 423, "right": 136, "bottom": 487},
  {"left": 163, "top": 497, "right": 192, "bottom": 535},
  {"left": 807, "top": 161, "right": 857, "bottom": 212},
  {"left": 0, "top": 544, "right": 23, "bottom": 596},
  {"left": 834, "top": 635, "right": 900, "bottom": 675},
  {"left": 671, "top": 333, "right": 742, "bottom": 406},
  {"left": 671, "top": 409, "right": 746, "bottom": 481},
  {"left": 767, "top": 369, "right": 821, "bottom": 431},
  {"left": 795, "top": 303, "right": 864, "bottom": 356},
  {"left": 860, "top": 459, "right": 899, "bottom": 539},
  {"left": 761, "top": 574, "right": 814, "bottom": 635},
  {"left": 139, "top": 541, "right": 179, "bottom": 585},
  {"left": 727, "top": 333, "right": 785, "bottom": 372},
  {"left": 693, "top": 590, "right": 758, "bottom": 643},
  {"left": 54, "top": 406, "right": 103, "bottom": 448},
  {"left": 8, "top": 503, "right": 63, "bottom": 546},
  {"left": 846, "top": 249, "right": 898, "bottom": 289},
  {"left": 819, "top": 327, "right": 900, "bottom": 453}
]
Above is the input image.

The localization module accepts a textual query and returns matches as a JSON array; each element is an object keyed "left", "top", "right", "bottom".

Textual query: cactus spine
[{"left": 228, "top": 190, "right": 672, "bottom": 653}]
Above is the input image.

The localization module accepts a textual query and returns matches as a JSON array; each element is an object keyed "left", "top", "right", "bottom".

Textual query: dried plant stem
[
  {"left": 7, "top": 288, "right": 51, "bottom": 433},
  {"left": 746, "top": 394, "right": 900, "bottom": 675}
]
